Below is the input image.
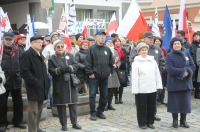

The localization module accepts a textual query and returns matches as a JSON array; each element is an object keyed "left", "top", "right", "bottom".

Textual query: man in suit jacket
[{"left": 20, "top": 36, "right": 50, "bottom": 132}]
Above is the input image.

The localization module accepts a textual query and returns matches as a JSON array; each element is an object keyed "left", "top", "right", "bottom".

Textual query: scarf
[{"left": 114, "top": 45, "right": 125, "bottom": 61}]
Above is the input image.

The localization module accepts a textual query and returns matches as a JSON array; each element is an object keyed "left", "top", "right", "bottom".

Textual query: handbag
[
  {"left": 117, "top": 70, "right": 127, "bottom": 87},
  {"left": 0, "top": 83, "right": 6, "bottom": 95},
  {"left": 70, "top": 74, "right": 81, "bottom": 88}
]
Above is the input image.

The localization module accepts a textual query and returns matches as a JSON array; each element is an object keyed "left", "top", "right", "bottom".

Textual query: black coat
[
  {"left": 75, "top": 48, "right": 87, "bottom": 83},
  {"left": 85, "top": 43, "right": 114, "bottom": 78},
  {"left": 48, "top": 52, "right": 78, "bottom": 104},
  {"left": 1, "top": 45, "right": 22, "bottom": 90},
  {"left": 20, "top": 47, "right": 50, "bottom": 101}
]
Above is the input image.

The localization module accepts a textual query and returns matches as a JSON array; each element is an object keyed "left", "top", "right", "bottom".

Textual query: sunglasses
[{"left": 56, "top": 45, "right": 64, "bottom": 49}]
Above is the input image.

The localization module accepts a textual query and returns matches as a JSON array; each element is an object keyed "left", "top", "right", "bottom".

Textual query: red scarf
[{"left": 114, "top": 45, "right": 125, "bottom": 61}]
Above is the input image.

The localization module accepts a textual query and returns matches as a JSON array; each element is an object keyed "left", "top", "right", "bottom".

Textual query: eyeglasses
[{"left": 56, "top": 45, "right": 64, "bottom": 49}]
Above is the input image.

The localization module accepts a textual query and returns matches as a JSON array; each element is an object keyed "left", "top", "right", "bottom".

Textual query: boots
[
  {"left": 180, "top": 113, "right": 190, "bottom": 128},
  {"left": 172, "top": 113, "right": 178, "bottom": 128},
  {"left": 114, "top": 88, "right": 119, "bottom": 104},
  {"left": 119, "top": 86, "right": 123, "bottom": 104}
]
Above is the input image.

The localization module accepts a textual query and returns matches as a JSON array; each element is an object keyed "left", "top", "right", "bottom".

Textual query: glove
[
  {"left": 68, "top": 65, "right": 74, "bottom": 73},
  {"left": 60, "top": 66, "right": 70, "bottom": 73},
  {"left": 0, "top": 77, "right": 2, "bottom": 83}
]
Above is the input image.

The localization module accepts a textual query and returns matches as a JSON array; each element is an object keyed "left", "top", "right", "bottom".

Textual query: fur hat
[
  {"left": 136, "top": 42, "right": 149, "bottom": 53},
  {"left": 52, "top": 40, "right": 64, "bottom": 50}
]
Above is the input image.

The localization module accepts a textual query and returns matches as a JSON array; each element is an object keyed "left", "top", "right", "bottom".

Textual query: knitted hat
[
  {"left": 80, "top": 40, "right": 90, "bottom": 46},
  {"left": 170, "top": 37, "right": 183, "bottom": 47},
  {"left": 75, "top": 33, "right": 83, "bottom": 41},
  {"left": 52, "top": 40, "right": 64, "bottom": 50},
  {"left": 50, "top": 31, "right": 59, "bottom": 40},
  {"left": 15, "top": 34, "right": 26, "bottom": 44},
  {"left": 104, "top": 37, "right": 112, "bottom": 43},
  {"left": 136, "top": 42, "right": 149, "bottom": 53}
]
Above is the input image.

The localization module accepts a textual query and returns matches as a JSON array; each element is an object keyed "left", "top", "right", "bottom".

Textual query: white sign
[{"left": 86, "top": 19, "right": 105, "bottom": 29}]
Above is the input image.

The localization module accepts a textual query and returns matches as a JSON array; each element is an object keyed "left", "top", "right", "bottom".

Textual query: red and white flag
[
  {"left": 106, "top": 12, "right": 118, "bottom": 36},
  {"left": 82, "top": 22, "right": 88, "bottom": 39},
  {"left": 116, "top": 0, "right": 148, "bottom": 41},
  {"left": 178, "top": 0, "right": 187, "bottom": 31}
]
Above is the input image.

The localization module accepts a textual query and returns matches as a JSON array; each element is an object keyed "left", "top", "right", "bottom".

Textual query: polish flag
[
  {"left": 116, "top": 0, "right": 148, "bottom": 41},
  {"left": 64, "top": 35, "right": 72, "bottom": 52},
  {"left": 82, "top": 22, "right": 88, "bottom": 39},
  {"left": 178, "top": 0, "right": 187, "bottom": 31},
  {"left": 106, "top": 12, "right": 118, "bottom": 36}
]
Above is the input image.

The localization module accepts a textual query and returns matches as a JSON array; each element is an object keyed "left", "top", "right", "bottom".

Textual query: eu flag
[{"left": 162, "top": 5, "right": 172, "bottom": 51}]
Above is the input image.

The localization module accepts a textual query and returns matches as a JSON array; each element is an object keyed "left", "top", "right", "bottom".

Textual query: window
[
  {"left": 76, "top": 9, "right": 92, "bottom": 21},
  {"left": 97, "top": 10, "right": 115, "bottom": 29}
]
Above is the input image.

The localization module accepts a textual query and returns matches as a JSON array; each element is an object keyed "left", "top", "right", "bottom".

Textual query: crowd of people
[{"left": 0, "top": 21, "right": 199, "bottom": 131}]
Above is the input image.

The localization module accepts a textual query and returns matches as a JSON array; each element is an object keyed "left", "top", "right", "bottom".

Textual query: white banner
[{"left": 86, "top": 19, "right": 105, "bottom": 29}]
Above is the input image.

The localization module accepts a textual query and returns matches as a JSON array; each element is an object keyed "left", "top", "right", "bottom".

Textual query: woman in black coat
[
  {"left": 75, "top": 40, "right": 90, "bottom": 95},
  {"left": 166, "top": 37, "right": 196, "bottom": 128},
  {"left": 48, "top": 40, "right": 82, "bottom": 131}
]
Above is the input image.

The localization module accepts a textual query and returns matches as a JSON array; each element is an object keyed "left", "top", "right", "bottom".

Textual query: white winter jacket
[{"left": 131, "top": 55, "right": 162, "bottom": 94}]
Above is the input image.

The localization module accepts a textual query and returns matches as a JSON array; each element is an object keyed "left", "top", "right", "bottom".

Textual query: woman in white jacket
[{"left": 132, "top": 42, "right": 162, "bottom": 129}]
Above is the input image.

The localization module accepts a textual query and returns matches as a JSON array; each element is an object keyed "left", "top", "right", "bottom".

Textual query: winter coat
[
  {"left": 195, "top": 48, "right": 200, "bottom": 82},
  {"left": 75, "top": 48, "right": 87, "bottom": 83},
  {"left": 17, "top": 44, "right": 25, "bottom": 58},
  {"left": 166, "top": 49, "right": 196, "bottom": 92},
  {"left": 190, "top": 40, "right": 200, "bottom": 65},
  {"left": 131, "top": 55, "right": 162, "bottom": 94},
  {"left": 129, "top": 44, "right": 165, "bottom": 73},
  {"left": 48, "top": 52, "right": 78, "bottom": 104},
  {"left": 108, "top": 50, "right": 120, "bottom": 88},
  {"left": 85, "top": 43, "right": 114, "bottom": 78},
  {"left": 1, "top": 45, "right": 22, "bottom": 90},
  {"left": 20, "top": 47, "right": 50, "bottom": 101}
]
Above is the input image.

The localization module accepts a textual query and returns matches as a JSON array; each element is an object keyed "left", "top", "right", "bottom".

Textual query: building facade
[
  {"left": 141, "top": 0, "right": 200, "bottom": 31},
  {"left": 1, "top": 0, "right": 153, "bottom": 35}
]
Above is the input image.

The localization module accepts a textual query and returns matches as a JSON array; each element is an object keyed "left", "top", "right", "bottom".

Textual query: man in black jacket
[
  {"left": 190, "top": 32, "right": 200, "bottom": 98},
  {"left": 20, "top": 36, "right": 50, "bottom": 132},
  {"left": 0, "top": 32, "right": 26, "bottom": 131},
  {"left": 85, "top": 31, "right": 113, "bottom": 121}
]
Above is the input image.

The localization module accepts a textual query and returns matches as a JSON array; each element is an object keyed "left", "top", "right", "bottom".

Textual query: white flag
[
  {"left": 0, "top": 7, "right": 12, "bottom": 32},
  {"left": 59, "top": 8, "right": 67, "bottom": 31},
  {"left": 67, "top": 0, "right": 77, "bottom": 34},
  {"left": 152, "top": 7, "right": 160, "bottom": 37},
  {"left": 172, "top": 18, "right": 176, "bottom": 38},
  {"left": 26, "top": 14, "right": 34, "bottom": 50}
]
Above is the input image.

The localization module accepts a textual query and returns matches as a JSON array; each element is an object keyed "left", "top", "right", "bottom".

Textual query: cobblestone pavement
[{"left": 6, "top": 87, "right": 200, "bottom": 132}]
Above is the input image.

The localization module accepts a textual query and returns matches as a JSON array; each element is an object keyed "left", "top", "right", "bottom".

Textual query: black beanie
[{"left": 75, "top": 33, "right": 83, "bottom": 41}]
